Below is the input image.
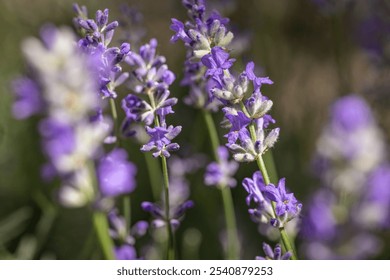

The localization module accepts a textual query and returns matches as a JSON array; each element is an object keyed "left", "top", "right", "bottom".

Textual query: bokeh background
[{"left": 0, "top": 0, "right": 389, "bottom": 259}]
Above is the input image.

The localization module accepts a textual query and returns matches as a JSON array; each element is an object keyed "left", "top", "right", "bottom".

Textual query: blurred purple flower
[
  {"left": 204, "top": 146, "right": 239, "bottom": 188},
  {"left": 11, "top": 78, "right": 44, "bottom": 119},
  {"left": 98, "top": 148, "right": 137, "bottom": 197},
  {"left": 115, "top": 244, "right": 137, "bottom": 260}
]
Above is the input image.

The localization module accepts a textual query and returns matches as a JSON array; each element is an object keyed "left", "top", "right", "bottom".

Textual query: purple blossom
[
  {"left": 170, "top": 19, "right": 191, "bottom": 43},
  {"left": 141, "top": 125, "right": 182, "bottom": 158},
  {"left": 39, "top": 119, "right": 75, "bottom": 166},
  {"left": 98, "top": 148, "right": 137, "bottom": 197},
  {"left": 242, "top": 171, "right": 274, "bottom": 225},
  {"left": 73, "top": 6, "right": 130, "bottom": 99},
  {"left": 125, "top": 39, "right": 175, "bottom": 93},
  {"left": 11, "top": 78, "right": 44, "bottom": 119},
  {"left": 204, "top": 146, "right": 239, "bottom": 188},
  {"left": 262, "top": 178, "right": 301, "bottom": 218},
  {"left": 201, "top": 47, "right": 235, "bottom": 78},
  {"left": 256, "top": 243, "right": 292, "bottom": 260},
  {"left": 331, "top": 95, "right": 373, "bottom": 132},
  {"left": 301, "top": 190, "right": 336, "bottom": 241},
  {"left": 224, "top": 110, "right": 251, "bottom": 144},
  {"left": 245, "top": 61, "right": 273, "bottom": 92}
]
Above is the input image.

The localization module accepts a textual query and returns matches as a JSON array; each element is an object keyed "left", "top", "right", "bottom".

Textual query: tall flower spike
[
  {"left": 73, "top": 4, "right": 131, "bottom": 99},
  {"left": 302, "top": 94, "right": 390, "bottom": 259},
  {"left": 13, "top": 26, "right": 114, "bottom": 207}
]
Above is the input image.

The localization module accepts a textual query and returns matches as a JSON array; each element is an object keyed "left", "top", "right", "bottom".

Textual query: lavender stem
[
  {"left": 161, "top": 155, "right": 175, "bottom": 260},
  {"left": 202, "top": 110, "right": 239, "bottom": 260}
]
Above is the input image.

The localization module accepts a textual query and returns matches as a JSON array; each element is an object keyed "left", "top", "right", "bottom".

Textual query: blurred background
[{"left": 0, "top": 0, "right": 389, "bottom": 259}]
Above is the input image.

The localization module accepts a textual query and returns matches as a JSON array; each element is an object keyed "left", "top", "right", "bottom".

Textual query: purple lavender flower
[
  {"left": 226, "top": 116, "right": 280, "bottom": 163},
  {"left": 245, "top": 61, "right": 273, "bottom": 92},
  {"left": 223, "top": 111, "right": 251, "bottom": 144},
  {"left": 11, "top": 78, "right": 44, "bottom": 119},
  {"left": 73, "top": 5, "right": 131, "bottom": 99},
  {"left": 201, "top": 47, "right": 235, "bottom": 78},
  {"left": 262, "top": 178, "right": 301, "bottom": 218},
  {"left": 125, "top": 39, "right": 175, "bottom": 93},
  {"left": 302, "top": 94, "right": 390, "bottom": 259},
  {"left": 170, "top": 0, "right": 234, "bottom": 111},
  {"left": 141, "top": 125, "right": 181, "bottom": 158},
  {"left": 242, "top": 171, "right": 274, "bottom": 224},
  {"left": 98, "top": 148, "right": 137, "bottom": 197},
  {"left": 204, "top": 146, "right": 239, "bottom": 188},
  {"left": 256, "top": 243, "right": 292, "bottom": 260},
  {"left": 331, "top": 95, "right": 374, "bottom": 132},
  {"left": 301, "top": 190, "right": 336, "bottom": 241}
]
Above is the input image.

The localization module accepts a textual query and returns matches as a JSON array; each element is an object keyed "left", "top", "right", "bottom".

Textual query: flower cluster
[
  {"left": 302, "top": 95, "right": 390, "bottom": 259},
  {"left": 172, "top": 0, "right": 301, "bottom": 257},
  {"left": 170, "top": 0, "right": 234, "bottom": 110},
  {"left": 121, "top": 39, "right": 181, "bottom": 158},
  {"left": 73, "top": 4, "right": 131, "bottom": 99},
  {"left": 243, "top": 171, "right": 301, "bottom": 228},
  {"left": 12, "top": 26, "right": 117, "bottom": 207}
]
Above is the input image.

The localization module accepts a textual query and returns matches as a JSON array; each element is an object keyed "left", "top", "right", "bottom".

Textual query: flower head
[
  {"left": 262, "top": 178, "right": 302, "bottom": 218},
  {"left": 141, "top": 125, "right": 182, "bottom": 158}
]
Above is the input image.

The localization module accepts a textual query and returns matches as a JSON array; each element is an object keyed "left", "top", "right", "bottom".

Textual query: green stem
[
  {"left": 202, "top": 110, "right": 239, "bottom": 260},
  {"left": 144, "top": 153, "right": 162, "bottom": 201},
  {"left": 123, "top": 195, "right": 131, "bottom": 230},
  {"left": 88, "top": 162, "right": 115, "bottom": 260},
  {"left": 109, "top": 98, "right": 121, "bottom": 147},
  {"left": 92, "top": 211, "right": 115, "bottom": 260},
  {"left": 161, "top": 156, "right": 175, "bottom": 260}
]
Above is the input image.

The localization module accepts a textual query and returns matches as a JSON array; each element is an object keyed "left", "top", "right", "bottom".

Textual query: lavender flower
[
  {"left": 140, "top": 125, "right": 181, "bottom": 158},
  {"left": 98, "top": 148, "right": 137, "bottom": 197},
  {"left": 121, "top": 39, "right": 181, "bottom": 159},
  {"left": 256, "top": 243, "right": 292, "bottom": 260},
  {"left": 73, "top": 4, "right": 130, "bottom": 99},
  {"left": 12, "top": 26, "right": 119, "bottom": 207},
  {"left": 170, "top": 0, "right": 234, "bottom": 111},
  {"left": 302, "top": 94, "right": 390, "bottom": 259},
  {"left": 204, "top": 146, "right": 238, "bottom": 188},
  {"left": 243, "top": 171, "right": 301, "bottom": 228},
  {"left": 11, "top": 78, "right": 44, "bottom": 119},
  {"left": 242, "top": 171, "right": 274, "bottom": 224},
  {"left": 262, "top": 178, "right": 302, "bottom": 219},
  {"left": 226, "top": 116, "right": 280, "bottom": 163}
]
